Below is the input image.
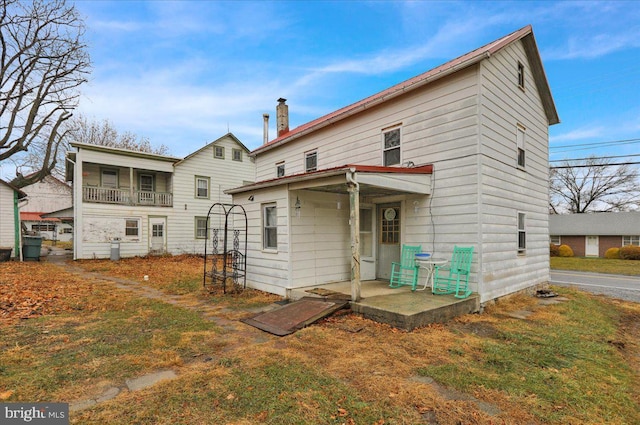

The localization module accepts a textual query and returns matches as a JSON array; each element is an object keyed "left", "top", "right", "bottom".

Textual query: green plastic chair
[
  {"left": 432, "top": 246, "right": 474, "bottom": 299},
  {"left": 389, "top": 245, "right": 422, "bottom": 291}
]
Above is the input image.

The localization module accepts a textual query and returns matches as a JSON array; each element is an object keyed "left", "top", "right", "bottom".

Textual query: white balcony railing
[{"left": 83, "top": 186, "right": 172, "bottom": 207}]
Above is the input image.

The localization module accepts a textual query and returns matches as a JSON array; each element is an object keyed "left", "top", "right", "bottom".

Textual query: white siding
[
  {"left": 478, "top": 40, "right": 550, "bottom": 302},
  {"left": 21, "top": 176, "right": 72, "bottom": 213},
  {"left": 290, "top": 190, "right": 351, "bottom": 286},
  {"left": 0, "top": 184, "right": 17, "bottom": 256},
  {"left": 169, "top": 136, "right": 255, "bottom": 255},
  {"left": 232, "top": 186, "right": 290, "bottom": 296}
]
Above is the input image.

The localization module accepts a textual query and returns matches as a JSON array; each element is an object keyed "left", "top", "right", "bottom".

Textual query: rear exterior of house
[
  {"left": 550, "top": 212, "right": 640, "bottom": 257},
  {"left": 67, "top": 134, "right": 254, "bottom": 259},
  {"left": 229, "top": 26, "right": 558, "bottom": 304}
]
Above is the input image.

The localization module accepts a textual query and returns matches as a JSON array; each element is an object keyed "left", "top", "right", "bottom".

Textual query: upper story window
[
  {"left": 276, "top": 162, "right": 285, "bottom": 177},
  {"left": 232, "top": 148, "right": 243, "bottom": 162},
  {"left": 516, "top": 125, "right": 526, "bottom": 168},
  {"left": 139, "top": 174, "right": 155, "bottom": 192},
  {"left": 383, "top": 128, "right": 401, "bottom": 166},
  {"left": 101, "top": 169, "right": 118, "bottom": 188},
  {"left": 305, "top": 150, "right": 317, "bottom": 172},
  {"left": 195, "top": 176, "right": 210, "bottom": 199},
  {"left": 214, "top": 146, "right": 225, "bottom": 159},
  {"left": 517, "top": 61, "right": 525, "bottom": 90},
  {"left": 517, "top": 212, "right": 526, "bottom": 255}
]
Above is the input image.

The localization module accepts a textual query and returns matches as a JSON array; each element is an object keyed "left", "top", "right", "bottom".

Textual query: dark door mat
[{"left": 241, "top": 297, "right": 349, "bottom": 336}]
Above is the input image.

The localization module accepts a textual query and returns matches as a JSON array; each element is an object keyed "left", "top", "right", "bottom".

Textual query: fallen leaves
[{"left": 0, "top": 262, "right": 98, "bottom": 323}]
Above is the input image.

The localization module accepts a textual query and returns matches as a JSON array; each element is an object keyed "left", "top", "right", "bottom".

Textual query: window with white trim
[
  {"left": 263, "top": 203, "right": 277, "bottom": 250},
  {"left": 125, "top": 219, "right": 140, "bottom": 238},
  {"left": 195, "top": 176, "right": 210, "bottom": 199},
  {"left": 195, "top": 217, "right": 208, "bottom": 239},
  {"left": 276, "top": 162, "right": 285, "bottom": 177},
  {"left": 517, "top": 212, "right": 526, "bottom": 254},
  {"left": 550, "top": 235, "right": 561, "bottom": 245},
  {"left": 516, "top": 125, "right": 526, "bottom": 168},
  {"left": 214, "top": 146, "right": 224, "bottom": 159},
  {"left": 383, "top": 128, "right": 401, "bottom": 166},
  {"left": 622, "top": 236, "right": 640, "bottom": 246},
  {"left": 305, "top": 151, "right": 317, "bottom": 172}
]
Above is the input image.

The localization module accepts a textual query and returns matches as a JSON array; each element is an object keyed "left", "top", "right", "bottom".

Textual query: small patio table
[{"left": 414, "top": 257, "right": 448, "bottom": 291}]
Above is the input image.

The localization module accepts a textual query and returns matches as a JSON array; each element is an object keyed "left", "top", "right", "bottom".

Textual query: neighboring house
[
  {"left": 20, "top": 175, "right": 73, "bottom": 242},
  {"left": 229, "top": 25, "right": 559, "bottom": 305},
  {"left": 550, "top": 212, "right": 640, "bottom": 257},
  {"left": 20, "top": 212, "right": 73, "bottom": 242},
  {"left": 66, "top": 133, "right": 254, "bottom": 259},
  {"left": 0, "top": 179, "right": 27, "bottom": 259}
]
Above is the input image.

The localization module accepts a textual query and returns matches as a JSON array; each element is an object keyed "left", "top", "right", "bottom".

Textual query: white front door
[
  {"left": 359, "top": 207, "right": 376, "bottom": 280},
  {"left": 376, "top": 204, "right": 401, "bottom": 280},
  {"left": 149, "top": 217, "right": 166, "bottom": 254},
  {"left": 585, "top": 236, "right": 599, "bottom": 257}
]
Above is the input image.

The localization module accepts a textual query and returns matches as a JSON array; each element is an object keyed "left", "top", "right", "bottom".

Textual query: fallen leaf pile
[{"left": 0, "top": 262, "right": 98, "bottom": 323}]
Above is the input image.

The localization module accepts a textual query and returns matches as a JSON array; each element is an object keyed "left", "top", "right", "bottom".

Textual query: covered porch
[{"left": 289, "top": 279, "right": 480, "bottom": 331}]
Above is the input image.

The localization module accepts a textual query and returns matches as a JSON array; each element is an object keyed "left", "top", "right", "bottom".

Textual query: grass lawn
[
  {"left": 1, "top": 255, "right": 639, "bottom": 424},
  {"left": 551, "top": 255, "right": 640, "bottom": 275}
]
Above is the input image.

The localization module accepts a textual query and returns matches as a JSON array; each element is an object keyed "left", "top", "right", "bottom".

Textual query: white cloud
[{"left": 550, "top": 127, "right": 605, "bottom": 143}]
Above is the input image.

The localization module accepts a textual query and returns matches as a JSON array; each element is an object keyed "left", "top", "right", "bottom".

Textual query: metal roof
[
  {"left": 252, "top": 25, "right": 558, "bottom": 156},
  {"left": 549, "top": 212, "right": 640, "bottom": 236}
]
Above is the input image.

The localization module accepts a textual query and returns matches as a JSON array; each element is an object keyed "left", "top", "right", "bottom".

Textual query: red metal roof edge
[
  {"left": 252, "top": 25, "right": 533, "bottom": 156},
  {"left": 20, "top": 212, "right": 61, "bottom": 222},
  {"left": 227, "top": 164, "right": 433, "bottom": 194}
]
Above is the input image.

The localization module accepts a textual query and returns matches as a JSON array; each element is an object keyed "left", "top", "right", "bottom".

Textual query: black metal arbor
[{"left": 203, "top": 203, "right": 248, "bottom": 293}]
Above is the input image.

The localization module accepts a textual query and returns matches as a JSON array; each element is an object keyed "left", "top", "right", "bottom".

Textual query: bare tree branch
[
  {"left": 550, "top": 157, "right": 640, "bottom": 213},
  {"left": 0, "top": 0, "right": 90, "bottom": 188}
]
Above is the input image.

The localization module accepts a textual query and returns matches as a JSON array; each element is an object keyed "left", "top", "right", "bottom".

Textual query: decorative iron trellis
[{"left": 203, "top": 203, "right": 248, "bottom": 293}]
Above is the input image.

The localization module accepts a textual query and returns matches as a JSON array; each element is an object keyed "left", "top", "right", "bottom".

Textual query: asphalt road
[{"left": 550, "top": 270, "right": 640, "bottom": 303}]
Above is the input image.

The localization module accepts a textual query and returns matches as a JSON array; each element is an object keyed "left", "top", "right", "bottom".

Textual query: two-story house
[
  {"left": 229, "top": 25, "right": 559, "bottom": 306},
  {"left": 66, "top": 133, "right": 254, "bottom": 259}
]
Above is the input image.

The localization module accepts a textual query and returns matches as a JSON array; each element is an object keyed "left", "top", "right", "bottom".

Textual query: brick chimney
[{"left": 276, "top": 98, "right": 289, "bottom": 137}]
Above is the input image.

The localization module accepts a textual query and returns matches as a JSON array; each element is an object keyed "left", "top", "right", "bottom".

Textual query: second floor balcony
[{"left": 82, "top": 186, "right": 173, "bottom": 207}]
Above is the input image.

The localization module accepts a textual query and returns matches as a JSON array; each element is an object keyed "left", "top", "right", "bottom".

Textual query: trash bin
[
  {"left": 23, "top": 236, "right": 43, "bottom": 261},
  {"left": 110, "top": 239, "right": 120, "bottom": 261}
]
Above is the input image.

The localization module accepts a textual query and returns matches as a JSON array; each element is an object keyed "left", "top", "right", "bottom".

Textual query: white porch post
[
  {"left": 129, "top": 168, "right": 134, "bottom": 203},
  {"left": 347, "top": 172, "right": 361, "bottom": 302}
]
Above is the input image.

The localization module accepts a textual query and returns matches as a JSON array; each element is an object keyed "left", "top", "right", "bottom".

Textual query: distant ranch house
[{"left": 549, "top": 212, "right": 640, "bottom": 257}]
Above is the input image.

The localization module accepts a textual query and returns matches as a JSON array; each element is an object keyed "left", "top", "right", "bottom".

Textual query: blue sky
[{"left": 71, "top": 0, "right": 640, "bottom": 161}]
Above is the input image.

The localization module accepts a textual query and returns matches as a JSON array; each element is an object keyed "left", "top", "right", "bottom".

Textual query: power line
[
  {"left": 550, "top": 138, "right": 640, "bottom": 154},
  {"left": 551, "top": 161, "right": 640, "bottom": 169},
  {"left": 550, "top": 153, "right": 640, "bottom": 163}
]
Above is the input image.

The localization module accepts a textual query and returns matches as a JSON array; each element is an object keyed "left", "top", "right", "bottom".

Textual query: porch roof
[{"left": 227, "top": 164, "right": 433, "bottom": 197}]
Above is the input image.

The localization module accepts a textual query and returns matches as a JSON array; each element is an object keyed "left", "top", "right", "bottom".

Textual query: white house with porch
[
  {"left": 66, "top": 133, "right": 254, "bottom": 259},
  {"left": 229, "top": 25, "right": 559, "bottom": 305}
]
